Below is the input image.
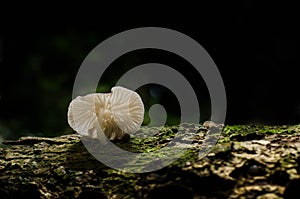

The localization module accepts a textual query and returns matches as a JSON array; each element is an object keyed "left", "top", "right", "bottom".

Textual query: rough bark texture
[{"left": 1, "top": 124, "right": 300, "bottom": 198}]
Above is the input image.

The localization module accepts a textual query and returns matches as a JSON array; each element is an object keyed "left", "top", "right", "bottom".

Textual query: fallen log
[{"left": 1, "top": 124, "right": 300, "bottom": 198}]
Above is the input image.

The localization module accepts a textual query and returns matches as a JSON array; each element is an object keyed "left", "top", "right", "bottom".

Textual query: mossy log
[{"left": 1, "top": 124, "right": 300, "bottom": 198}]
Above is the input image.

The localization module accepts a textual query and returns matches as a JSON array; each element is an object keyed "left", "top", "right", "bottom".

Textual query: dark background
[{"left": 0, "top": 2, "right": 299, "bottom": 139}]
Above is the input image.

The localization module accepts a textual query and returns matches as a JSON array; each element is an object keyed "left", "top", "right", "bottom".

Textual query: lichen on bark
[{"left": 1, "top": 124, "right": 300, "bottom": 198}]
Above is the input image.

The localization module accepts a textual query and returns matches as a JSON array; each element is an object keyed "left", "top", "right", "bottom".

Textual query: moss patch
[{"left": 1, "top": 124, "right": 300, "bottom": 198}]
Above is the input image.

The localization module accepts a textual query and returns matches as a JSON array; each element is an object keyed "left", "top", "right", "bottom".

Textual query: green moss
[
  {"left": 2, "top": 124, "right": 300, "bottom": 198},
  {"left": 219, "top": 124, "right": 299, "bottom": 143}
]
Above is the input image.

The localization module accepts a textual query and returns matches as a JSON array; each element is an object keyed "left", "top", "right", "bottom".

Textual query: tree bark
[{"left": 1, "top": 124, "right": 300, "bottom": 198}]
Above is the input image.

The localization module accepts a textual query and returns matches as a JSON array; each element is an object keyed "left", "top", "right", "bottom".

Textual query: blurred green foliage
[
  {"left": 1, "top": 31, "right": 108, "bottom": 139},
  {"left": 0, "top": 31, "right": 210, "bottom": 139}
]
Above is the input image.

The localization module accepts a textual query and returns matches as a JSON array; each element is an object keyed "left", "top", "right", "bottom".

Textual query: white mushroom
[{"left": 67, "top": 86, "right": 144, "bottom": 142}]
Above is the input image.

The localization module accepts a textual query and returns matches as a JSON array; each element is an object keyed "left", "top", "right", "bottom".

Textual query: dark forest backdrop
[{"left": 0, "top": 2, "right": 299, "bottom": 139}]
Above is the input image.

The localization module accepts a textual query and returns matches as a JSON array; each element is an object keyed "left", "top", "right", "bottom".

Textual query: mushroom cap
[
  {"left": 67, "top": 86, "right": 144, "bottom": 141},
  {"left": 111, "top": 87, "right": 145, "bottom": 134}
]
